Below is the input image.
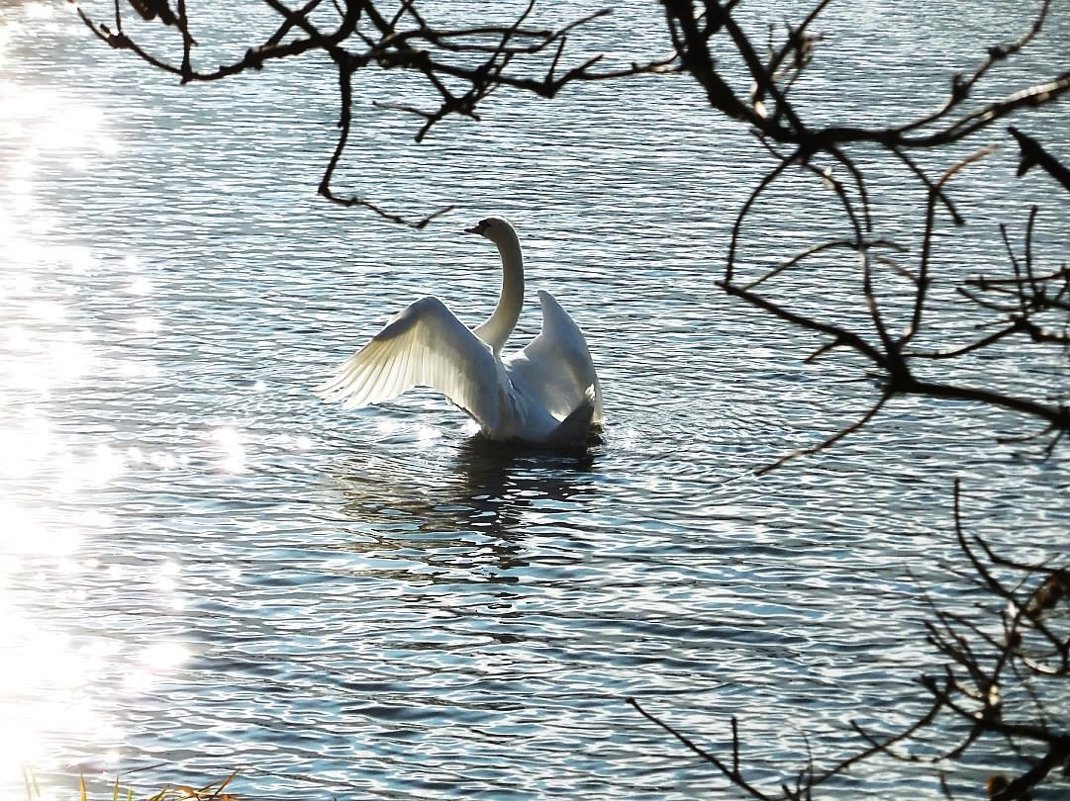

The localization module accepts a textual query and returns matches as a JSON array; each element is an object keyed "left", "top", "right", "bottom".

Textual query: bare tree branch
[
  {"left": 628, "top": 699, "right": 781, "bottom": 801},
  {"left": 755, "top": 391, "right": 890, "bottom": 476},
  {"left": 74, "top": 0, "right": 1068, "bottom": 442},
  {"left": 631, "top": 480, "right": 1069, "bottom": 799}
]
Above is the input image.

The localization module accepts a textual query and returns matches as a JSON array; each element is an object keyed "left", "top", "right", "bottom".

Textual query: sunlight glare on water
[{"left": 0, "top": 8, "right": 189, "bottom": 789}]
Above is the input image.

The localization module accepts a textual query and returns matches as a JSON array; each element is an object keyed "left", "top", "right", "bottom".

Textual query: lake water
[{"left": 1, "top": 1, "right": 1068, "bottom": 799}]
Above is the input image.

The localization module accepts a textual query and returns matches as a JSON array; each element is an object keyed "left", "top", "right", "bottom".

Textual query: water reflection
[
  {"left": 340, "top": 437, "right": 597, "bottom": 532},
  {"left": 330, "top": 435, "right": 600, "bottom": 583},
  {"left": 452, "top": 437, "right": 598, "bottom": 534}
]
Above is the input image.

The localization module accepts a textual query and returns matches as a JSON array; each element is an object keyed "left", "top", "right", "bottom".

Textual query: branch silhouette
[
  {"left": 74, "top": 0, "right": 671, "bottom": 226},
  {"left": 630, "top": 480, "right": 1069, "bottom": 800}
]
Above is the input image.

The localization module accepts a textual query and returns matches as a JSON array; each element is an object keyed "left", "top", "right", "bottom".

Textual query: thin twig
[
  {"left": 756, "top": 391, "right": 890, "bottom": 475},
  {"left": 627, "top": 699, "right": 778, "bottom": 801}
]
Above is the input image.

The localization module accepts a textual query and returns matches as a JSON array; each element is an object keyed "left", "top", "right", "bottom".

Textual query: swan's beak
[{"left": 463, "top": 225, "right": 481, "bottom": 235}]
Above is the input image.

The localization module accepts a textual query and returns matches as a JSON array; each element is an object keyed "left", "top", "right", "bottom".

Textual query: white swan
[{"left": 315, "top": 217, "right": 603, "bottom": 447}]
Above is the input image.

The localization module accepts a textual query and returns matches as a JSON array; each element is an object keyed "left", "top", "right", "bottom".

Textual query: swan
[{"left": 315, "top": 216, "right": 604, "bottom": 447}]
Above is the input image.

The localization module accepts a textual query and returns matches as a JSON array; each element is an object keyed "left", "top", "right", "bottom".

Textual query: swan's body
[{"left": 316, "top": 217, "right": 603, "bottom": 447}]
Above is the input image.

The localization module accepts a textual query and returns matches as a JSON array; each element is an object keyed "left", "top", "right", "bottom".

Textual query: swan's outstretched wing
[
  {"left": 315, "top": 297, "right": 505, "bottom": 428},
  {"left": 507, "top": 290, "right": 603, "bottom": 424}
]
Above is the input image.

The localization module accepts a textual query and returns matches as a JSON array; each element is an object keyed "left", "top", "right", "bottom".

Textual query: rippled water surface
[{"left": 1, "top": 2, "right": 1068, "bottom": 799}]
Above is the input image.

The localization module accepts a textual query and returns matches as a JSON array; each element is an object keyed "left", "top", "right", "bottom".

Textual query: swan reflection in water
[
  {"left": 451, "top": 436, "right": 598, "bottom": 537},
  {"left": 328, "top": 432, "right": 601, "bottom": 583}
]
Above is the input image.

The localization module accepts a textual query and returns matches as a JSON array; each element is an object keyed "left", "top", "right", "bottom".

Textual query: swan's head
[{"left": 464, "top": 216, "right": 517, "bottom": 246}]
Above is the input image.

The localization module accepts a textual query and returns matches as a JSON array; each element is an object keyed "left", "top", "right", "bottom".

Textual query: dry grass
[{"left": 22, "top": 768, "right": 239, "bottom": 801}]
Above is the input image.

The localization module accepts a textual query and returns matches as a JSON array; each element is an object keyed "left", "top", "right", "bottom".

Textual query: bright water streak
[{"left": 0, "top": 1, "right": 1068, "bottom": 799}]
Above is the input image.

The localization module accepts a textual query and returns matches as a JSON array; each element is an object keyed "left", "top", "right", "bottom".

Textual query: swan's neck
[{"left": 475, "top": 232, "right": 524, "bottom": 354}]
